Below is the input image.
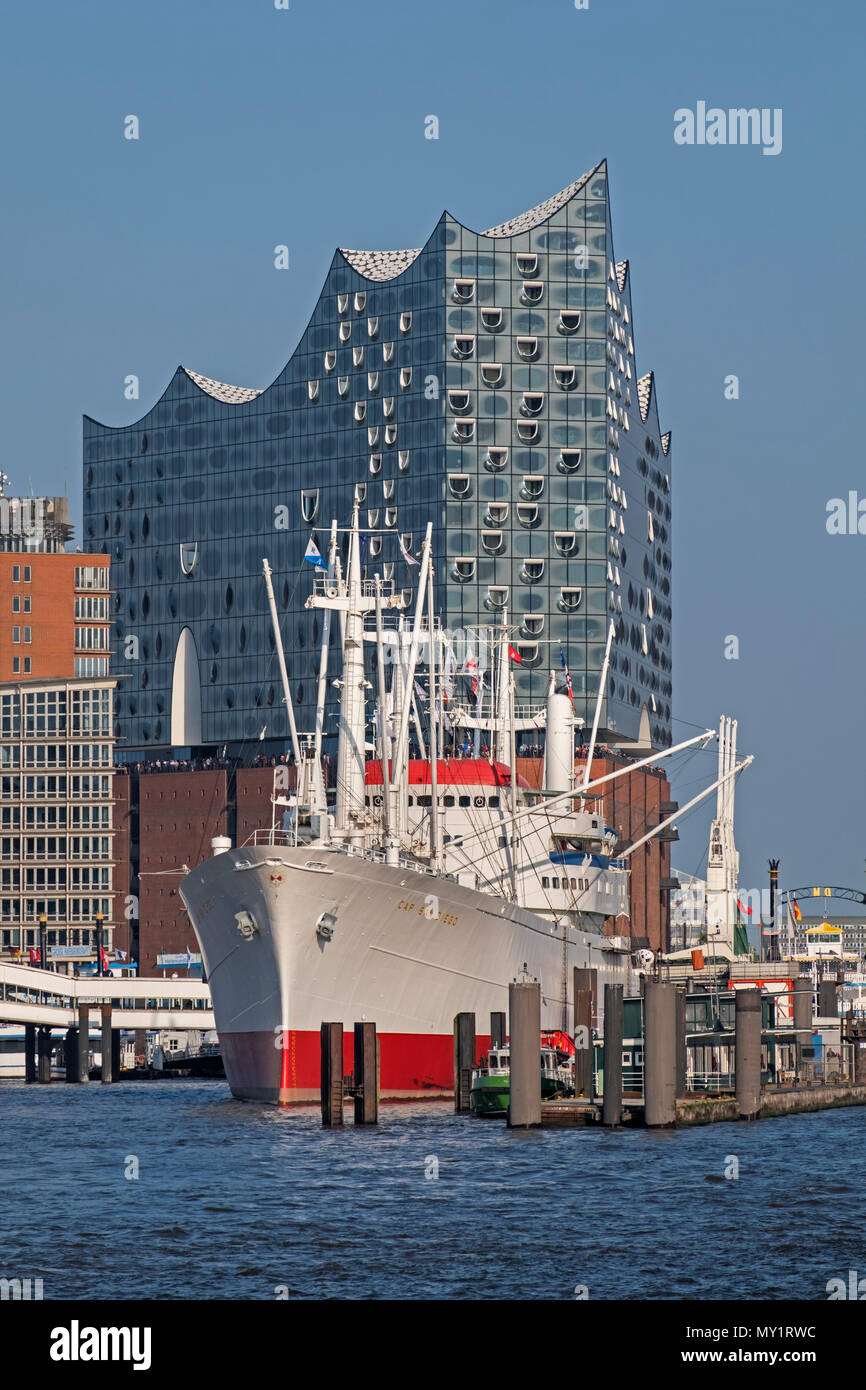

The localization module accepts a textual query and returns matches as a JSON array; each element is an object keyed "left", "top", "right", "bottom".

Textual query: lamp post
[
  {"left": 95, "top": 910, "right": 104, "bottom": 976},
  {"left": 38, "top": 911, "right": 48, "bottom": 971}
]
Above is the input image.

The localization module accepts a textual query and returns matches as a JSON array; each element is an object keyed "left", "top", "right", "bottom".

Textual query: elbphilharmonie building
[{"left": 83, "top": 158, "right": 672, "bottom": 759}]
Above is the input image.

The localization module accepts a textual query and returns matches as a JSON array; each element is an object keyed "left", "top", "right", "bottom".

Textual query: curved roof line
[
  {"left": 338, "top": 246, "right": 424, "bottom": 280},
  {"left": 338, "top": 161, "right": 605, "bottom": 283},
  {"left": 637, "top": 371, "right": 654, "bottom": 423},
  {"left": 183, "top": 367, "right": 263, "bottom": 404},
  {"left": 482, "top": 162, "right": 601, "bottom": 238}
]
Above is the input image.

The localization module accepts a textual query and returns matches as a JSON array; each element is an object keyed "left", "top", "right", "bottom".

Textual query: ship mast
[
  {"left": 262, "top": 557, "right": 302, "bottom": 770},
  {"left": 306, "top": 507, "right": 403, "bottom": 844}
]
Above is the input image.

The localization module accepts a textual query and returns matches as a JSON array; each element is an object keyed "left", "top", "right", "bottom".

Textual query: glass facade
[{"left": 83, "top": 158, "right": 672, "bottom": 757}]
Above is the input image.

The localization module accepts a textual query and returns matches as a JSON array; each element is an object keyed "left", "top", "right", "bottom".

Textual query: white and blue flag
[{"left": 304, "top": 537, "right": 327, "bottom": 569}]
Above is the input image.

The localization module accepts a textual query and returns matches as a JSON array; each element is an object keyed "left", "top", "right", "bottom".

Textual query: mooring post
[
  {"left": 37, "top": 1027, "right": 52, "bottom": 1084},
  {"left": 507, "top": 980, "right": 541, "bottom": 1128},
  {"left": 644, "top": 981, "right": 677, "bottom": 1127},
  {"left": 100, "top": 1003, "right": 113, "bottom": 1083},
  {"left": 320, "top": 1022, "right": 343, "bottom": 1126},
  {"left": 602, "top": 983, "right": 623, "bottom": 1127},
  {"left": 353, "top": 1021, "right": 378, "bottom": 1126},
  {"left": 64, "top": 1028, "right": 78, "bottom": 1083},
  {"left": 453, "top": 1012, "right": 476, "bottom": 1113},
  {"left": 77, "top": 1004, "right": 90, "bottom": 1083},
  {"left": 24, "top": 1023, "right": 37, "bottom": 1084},
  {"left": 490, "top": 1011, "right": 506, "bottom": 1050},
  {"left": 853, "top": 1028, "right": 866, "bottom": 1085},
  {"left": 111, "top": 1029, "right": 121, "bottom": 1081},
  {"left": 573, "top": 967, "right": 596, "bottom": 1099},
  {"left": 735, "top": 987, "right": 762, "bottom": 1120}
]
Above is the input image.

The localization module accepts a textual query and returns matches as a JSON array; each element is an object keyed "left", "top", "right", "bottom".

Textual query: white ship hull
[{"left": 180, "top": 843, "right": 629, "bottom": 1104}]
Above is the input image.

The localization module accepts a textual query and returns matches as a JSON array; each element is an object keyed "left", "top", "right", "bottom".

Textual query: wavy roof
[
  {"left": 183, "top": 367, "right": 262, "bottom": 403},
  {"left": 482, "top": 164, "right": 599, "bottom": 238},
  {"left": 339, "top": 162, "right": 604, "bottom": 283},
  {"left": 339, "top": 247, "right": 424, "bottom": 280},
  {"left": 637, "top": 371, "right": 654, "bottom": 422}
]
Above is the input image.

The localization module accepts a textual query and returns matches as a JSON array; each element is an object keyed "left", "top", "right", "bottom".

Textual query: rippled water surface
[{"left": 1, "top": 1079, "right": 863, "bottom": 1300}]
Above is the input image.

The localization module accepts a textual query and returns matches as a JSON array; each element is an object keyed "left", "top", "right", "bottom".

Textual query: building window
[
  {"left": 23, "top": 659, "right": 30, "bottom": 674},
  {"left": 12, "top": 596, "right": 19, "bottom": 613},
  {"left": 12, "top": 567, "right": 19, "bottom": 583},
  {"left": 12, "top": 628, "right": 19, "bottom": 644},
  {"left": 12, "top": 658, "right": 19, "bottom": 674},
  {"left": 23, "top": 628, "right": 31, "bottom": 644},
  {"left": 23, "top": 596, "right": 31, "bottom": 613},
  {"left": 23, "top": 567, "right": 30, "bottom": 583}
]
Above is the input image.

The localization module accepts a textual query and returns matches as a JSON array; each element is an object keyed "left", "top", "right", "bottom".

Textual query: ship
[{"left": 180, "top": 512, "right": 720, "bottom": 1104}]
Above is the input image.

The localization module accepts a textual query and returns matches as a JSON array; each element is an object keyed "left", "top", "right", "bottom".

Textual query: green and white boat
[{"left": 470, "top": 1039, "right": 575, "bottom": 1116}]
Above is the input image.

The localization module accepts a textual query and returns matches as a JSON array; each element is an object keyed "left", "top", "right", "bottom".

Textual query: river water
[{"left": 1, "top": 1079, "right": 863, "bottom": 1301}]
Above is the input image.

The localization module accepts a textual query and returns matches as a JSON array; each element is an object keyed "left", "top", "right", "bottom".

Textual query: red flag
[
  {"left": 29, "top": 947, "right": 41, "bottom": 964},
  {"left": 507, "top": 645, "right": 522, "bottom": 663},
  {"left": 737, "top": 898, "right": 753, "bottom": 916},
  {"left": 99, "top": 945, "right": 111, "bottom": 973}
]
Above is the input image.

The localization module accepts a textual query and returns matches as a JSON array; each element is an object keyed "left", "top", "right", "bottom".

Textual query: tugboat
[{"left": 470, "top": 1031, "right": 576, "bottom": 1116}]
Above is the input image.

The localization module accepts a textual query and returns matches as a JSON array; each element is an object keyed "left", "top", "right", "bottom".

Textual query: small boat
[{"left": 470, "top": 1033, "right": 575, "bottom": 1116}]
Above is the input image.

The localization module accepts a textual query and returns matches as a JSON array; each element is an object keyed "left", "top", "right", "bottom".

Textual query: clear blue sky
[{"left": 1, "top": 0, "right": 863, "bottom": 913}]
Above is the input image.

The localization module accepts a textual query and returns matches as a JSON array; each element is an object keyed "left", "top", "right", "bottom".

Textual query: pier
[{"left": 0, "top": 962, "right": 214, "bottom": 1084}]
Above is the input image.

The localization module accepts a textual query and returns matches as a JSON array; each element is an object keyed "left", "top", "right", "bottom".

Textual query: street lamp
[
  {"left": 38, "top": 912, "right": 47, "bottom": 971},
  {"left": 95, "top": 910, "right": 104, "bottom": 976}
]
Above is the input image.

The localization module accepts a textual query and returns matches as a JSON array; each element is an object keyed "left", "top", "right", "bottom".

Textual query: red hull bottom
[{"left": 220, "top": 1028, "right": 489, "bottom": 1105}]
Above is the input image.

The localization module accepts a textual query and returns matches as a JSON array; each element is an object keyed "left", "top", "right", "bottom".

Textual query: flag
[
  {"left": 792, "top": 899, "right": 802, "bottom": 922},
  {"left": 559, "top": 649, "right": 574, "bottom": 706},
  {"left": 99, "top": 945, "right": 111, "bottom": 973},
  {"left": 359, "top": 532, "right": 367, "bottom": 572},
  {"left": 304, "top": 537, "right": 326, "bottom": 569},
  {"left": 29, "top": 947, "right": 40, "bottom": 964},
  {"left": 737, "top": 898, "right": 753, "bottom": 916},
  {"left": 442, "top": 643, "right": 457, "bottom": 703},
  {"left": 185, "top": 947, "right": 193, "bottom": 968},
  {"left": 464, "top": 651, "right": 478, "bottom": 698},
  {"left": 508, "top": 645, "right": 523, "bottom": 663},
  {"left": 398, "top": 534, "right": 419, "bottom": 567},
  {"left": 115, "top": 949, "right": 127, "bottom": 960}
]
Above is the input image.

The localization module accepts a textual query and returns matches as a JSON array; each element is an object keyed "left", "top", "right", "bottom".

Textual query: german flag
[{"left": 792, "top": 899, "right": 802, "bottom": 922}]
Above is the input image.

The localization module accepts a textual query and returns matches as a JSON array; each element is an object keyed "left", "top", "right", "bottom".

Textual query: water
[{"left": 1, "top": 1078, "right": 864, "bottom": 1300}]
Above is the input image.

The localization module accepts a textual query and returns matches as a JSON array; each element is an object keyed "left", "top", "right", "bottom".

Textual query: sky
[{"left": 1, "top": 0, "right": 864, "bottom": 915}]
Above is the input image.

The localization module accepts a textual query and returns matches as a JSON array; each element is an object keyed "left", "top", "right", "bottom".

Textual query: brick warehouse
[{"left": 113, "top": 767, "right": 290, "bottom": 974}]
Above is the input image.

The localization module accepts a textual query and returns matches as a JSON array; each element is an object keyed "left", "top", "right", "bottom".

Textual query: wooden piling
[
  {"left": 507, "top": 981, "right": 541, "bottom": 1128},
  {"left": 111, "top": 1029, "right": 121, "bottom": 1080},
  {"left": 573, "top": 967, "right": 596, "bottom": 1098},
  {"left": 64, "top": 1029, "right": 78, "bottom": 1083},
  {"left": 644, "top": 981, "right": 677, "bottom": 1127},
  {"left": 320, "top": 1022, "right": 344, "bottom": 1126},
  {"left": 77, "top": 1004, "right": 90, "bottom": 1083},
  {"left": 24, "top": 1023, "right": 37, "bottom": 1084},
  {"left": 735, "top": 987, "right": 762, "bottom": 1120},
  {"left": 100, "top": 1004, "right": 113, "bottom": 1083},
  {"left": 602, "top": 984, "right": 623, "bottom": 1127},
  {"left": 453, "top": 1012, "right": 476, "bottom": 1113},
  {"left": 37, "top": 1027, "right": 52, "bottom": 1084},
  {"left": 353, "top": 1021, "right": 378, "bottom": 1125}
]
